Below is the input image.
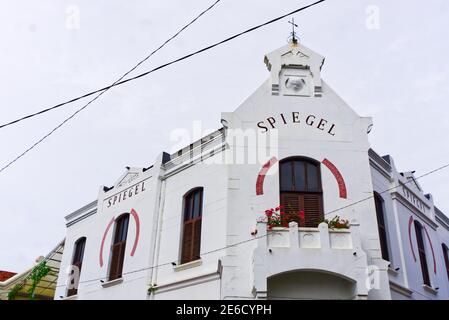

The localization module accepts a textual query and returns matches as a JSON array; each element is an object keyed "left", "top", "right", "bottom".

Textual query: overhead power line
[
  {"left": 52, "top": 160, "right": 449, "bottom": 289},
  {"left": 0, "top": 0, "right": 228, "bottom": 173},
  {"left": 0, "top": 0, "right": 326, "bottom": 174},
  {"left": 0, "top": 0, "right": 326, "bottom": 134},
  {"left": 0, "top": 0, "right": 223, "bottom": 131}
]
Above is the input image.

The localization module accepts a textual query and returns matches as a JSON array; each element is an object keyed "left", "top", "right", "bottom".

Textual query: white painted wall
[
  {"left": 56, "top": 158, "right": 162, "bottom": 300},
  {"left": 55, "top": 41, "right": 449, "bottom": 300},
  {"left": 370, "top": 152, "right": 449, "bottom": 300},
  {"left": 151, "top": 154, "right": 228, "bottom": 299}
]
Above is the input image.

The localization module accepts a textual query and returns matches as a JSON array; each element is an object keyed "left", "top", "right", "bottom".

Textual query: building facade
[{"left": 54, "top": 41, "right": 449, "bottom": 300}]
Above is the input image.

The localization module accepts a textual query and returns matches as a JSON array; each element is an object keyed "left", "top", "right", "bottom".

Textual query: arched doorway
[{"left": 267, "top": 270, "right": 357, "bottom": 300}]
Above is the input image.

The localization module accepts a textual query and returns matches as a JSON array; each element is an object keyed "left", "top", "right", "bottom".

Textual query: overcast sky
[{"left": 1, "top": 0, "right": 448, "bottom": 272}]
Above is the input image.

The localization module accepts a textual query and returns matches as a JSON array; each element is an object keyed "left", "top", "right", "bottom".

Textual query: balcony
[
  {"left": 252, "top": 221, "right": 369, "bottom": 300},
  {"left": 266, "top": 225, "right": 353, "bottom": 250}
]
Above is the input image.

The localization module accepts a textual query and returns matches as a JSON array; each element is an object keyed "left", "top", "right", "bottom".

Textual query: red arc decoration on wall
[
  {"left": 99, "top": 218, "right": 115, "bottom": 267},
  {"left": 99, "top": 209, "right": 141, "bottom": 267},
  {"left": 321, "top": 158, "right": 347, "bottom": 199},
  {"left": 256, "top": 157, "right": 278, "bottom": 196},
  {"left": 408, "top": 216, "right": 417, "bottom": 262},
  {"left": 130, "top": 208, "right": 140, "bottom": 257},
  {"left": 408, "top": 216, "right": 437, "bottom": 274},
  {"left": 255, "top": 157, "right": 347, "bottom": 199}
]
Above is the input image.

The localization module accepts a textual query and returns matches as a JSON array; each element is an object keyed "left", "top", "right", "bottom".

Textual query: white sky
[{"left": 1, "top": 0, "right": 448, "bottom": 272}]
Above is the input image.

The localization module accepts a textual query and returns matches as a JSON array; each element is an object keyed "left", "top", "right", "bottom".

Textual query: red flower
[{"left": 298, "top": 210, "right": 305, "bottom": 220}]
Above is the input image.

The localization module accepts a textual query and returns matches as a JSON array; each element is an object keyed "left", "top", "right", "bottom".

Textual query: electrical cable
[
  {"left": 53, "top": 159, "right": 449, "bottom": 288},
  {"left": 0, "top": 0, "right": 226, "bottom": 173}
]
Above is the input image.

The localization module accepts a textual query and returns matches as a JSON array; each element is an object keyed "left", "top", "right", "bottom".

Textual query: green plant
[
  {"left": 320, "top": 215, "right": 350, "bottom": 230},
  {"left": 7, "top": 283, "right": 24, "bottom": 300},
  {"left": 8, "top": 260, "right": 51, "bottom": 300},
  {"left": 259, "top": 206, "right": 305, "bottom": 229},
  {"left": 28, "top": 261, "right": 51, "bottom": 299}
]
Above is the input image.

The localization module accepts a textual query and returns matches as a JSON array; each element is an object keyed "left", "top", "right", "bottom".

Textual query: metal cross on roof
[{"left": 288, "top": 17, "right": 299, "bottom": 43}]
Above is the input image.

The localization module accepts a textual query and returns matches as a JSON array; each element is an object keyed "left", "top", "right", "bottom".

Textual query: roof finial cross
[{"left": 288, "top": 17, "right": 299, "bottom": 44}]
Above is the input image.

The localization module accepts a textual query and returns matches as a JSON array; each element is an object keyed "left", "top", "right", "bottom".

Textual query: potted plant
[
  {"left": 320, "top": 215, "right": 350, "bottom": 230},
  {"left": 259, "top": 206, "right": 306, "bottom": 229}
]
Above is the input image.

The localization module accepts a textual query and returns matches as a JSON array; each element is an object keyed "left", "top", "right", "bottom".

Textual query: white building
[{"left": 54, "top": 39, "right": 449, "bottom": 300}]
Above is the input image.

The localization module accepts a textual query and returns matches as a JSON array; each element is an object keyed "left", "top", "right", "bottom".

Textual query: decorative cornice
[
  {"left": 397, "top": 179, "right": 432, "bottom": 209},
  {"left": 65, "top": 200, "right": 97, "bottom": 227},
  {"left": 368, "top": 148, "right": 392, "bottom": 173},
  {"left": 65, "top": 200, "right": 97, "bottom": 222},
  {"left": 66, "top": 208, "right": 97, "bottom": 227},
  {"left": 391, "top": 192, "right": 438, "bottom": 230},
  {"left": 369, "top": 160, "right": 393, "bottom": 182},
  {"left": 163, "top": 143, "right": 226, "bottom": 179}
]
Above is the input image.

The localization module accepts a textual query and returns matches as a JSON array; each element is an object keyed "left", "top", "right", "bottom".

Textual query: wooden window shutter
[
  {"left": 192, "top": 218, "right": 202, "bottom": 261},
  {"left": 414, "top": 221, "right": 430, "bottom": 286},
  {"left": 68, "top": 238, "right": 86, "bottom": 297},
  {"left": 108, "top": 214, "right": 129, "bottom": 281},
  {"left": 181, "top": 221, "right": 194, "bottom": 264},
  {"left": 181, "top": 188, "right": 203, "bottom": 264},
  {"left": 109, "top": 242, "right": 126, "bottom": 281},
  {"left": 67, "top": 288, "right": 77, "bottom": 297},
  {"left": 279, "top": 158, "right": 324, "bottom": 228},
  {"left": 374, "top": 194, "right": 390, "bottom": 262},
  {"left": 280, "top": 193, "right": 323, "bottom": 227},
  {"left": 303, "top": 194, "right": 323, "bottom": 227},
  {"left": 181, "top": 217, "right": 202, "bottom": 264},
  {"left": 67, "top": 260, "right": 82, "bottom": 296},
  {"left": 280, "top": 193, "right": 301, "bottom": 214},
  {"left": 109, "top": 244, "right": 120, "bottom": 281}
]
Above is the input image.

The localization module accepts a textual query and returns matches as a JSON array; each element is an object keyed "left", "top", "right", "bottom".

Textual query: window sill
[
  {"left": 173, "top": 259, "right": 202, "bottom": 272},
  {"left": 62, "top": 294, "right": 78, "bottom": 300},
  {"left": 422, "top": 284, "right": 438, "bottom": 295},
  {"left": 101, "top": 277, "right": 123, "bottom": 288}
]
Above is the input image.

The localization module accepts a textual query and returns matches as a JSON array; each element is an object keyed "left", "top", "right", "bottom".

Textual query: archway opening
[{"left": 267, "top": 270, "right": 357, "bottom": 300}]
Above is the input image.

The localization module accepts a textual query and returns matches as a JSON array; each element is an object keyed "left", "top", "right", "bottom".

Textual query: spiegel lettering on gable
[
  {"left": 105, "top": 180, "right": 147, "bottom": 208},
  {"left": 257, "top": 112, "right": 336, "bottom": 136}
]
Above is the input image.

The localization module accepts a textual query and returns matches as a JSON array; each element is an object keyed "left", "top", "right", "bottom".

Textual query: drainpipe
[
  {"left": 147, "top": 154, "right": 168, "bottom": 300},
  {"left": 392, "top": 197, "right": 410, "bottom": 289}
]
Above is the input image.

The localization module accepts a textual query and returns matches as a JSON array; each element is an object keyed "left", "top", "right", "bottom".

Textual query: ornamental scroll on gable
[
  {"left": 114, "top": 168, "right": 141, "bottom": 189},
  {"left": 264, "top": 42, "right": 325, "bottom": 97}
]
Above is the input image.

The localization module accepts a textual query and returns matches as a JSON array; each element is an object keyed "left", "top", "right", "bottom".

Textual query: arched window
[
  {"left": 181, "top": 188, "right": 203, "bottom": 264},
  {"left": 67, "top": 237, "right": 86, "bottom": 296},
  {"left": 442, "top": 243, "right": 449, "bottom": 281},
  {"left": 108, "top": 213, "right": 129, "bottom": 281},
  {"left": 414, "top": 221, "right": 430, "bottom": 286},
  {"left": 279, "top": 157, "right": 323, "bottom": 227},
  {"left": 374, "top": 193, "right": 390, "bottom": 262}
]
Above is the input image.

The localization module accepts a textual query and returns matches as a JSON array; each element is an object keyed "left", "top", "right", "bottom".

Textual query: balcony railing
[{"left": 265, "top": 223, "right": 353, "bottom": 250}]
